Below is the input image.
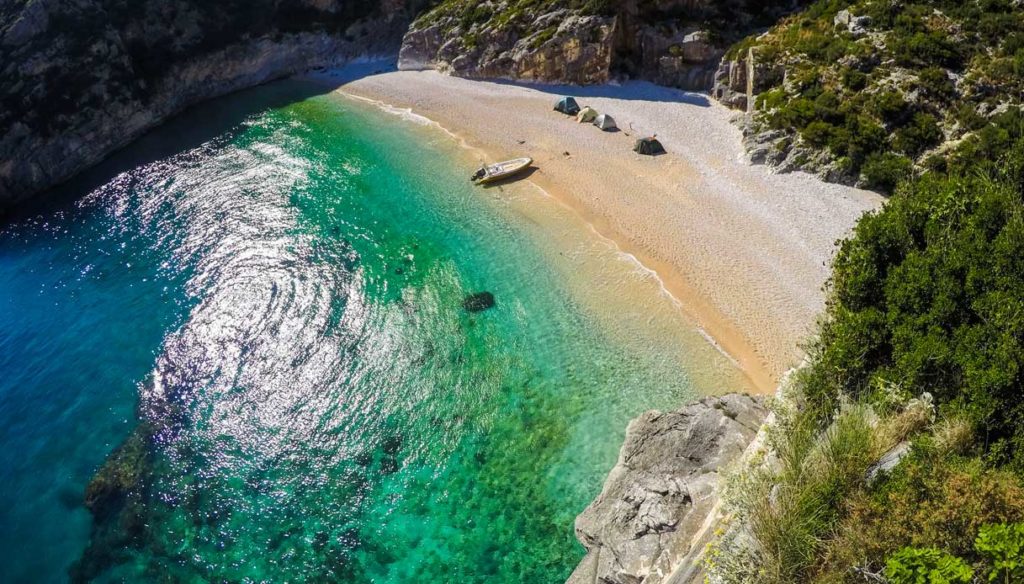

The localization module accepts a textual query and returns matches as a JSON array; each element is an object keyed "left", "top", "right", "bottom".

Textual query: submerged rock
[
  {"left": 83, "top": 425, "right": 153, "bottom": 519},
  {"left": 462, "top": 291, "right": 495, "bottom": 312},
  {"left": 566, "top": 393, "right": 767, "bottom": 584}
]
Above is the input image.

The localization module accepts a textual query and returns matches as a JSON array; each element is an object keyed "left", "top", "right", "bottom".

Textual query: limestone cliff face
[
  {"left": 398, "top": 0, "right": 800, "bottom": 88},
  {"left": 0, "top": 0, "right": 426, "bottom": 208},
  {"left": 399, "top": 6, "right": 617, "bottom": 84},
  {"left": 566, "top": 394, "right": 767, "bottom": 584}
]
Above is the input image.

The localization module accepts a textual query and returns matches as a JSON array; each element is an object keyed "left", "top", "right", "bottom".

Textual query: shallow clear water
[{"left": 0, "top": 80, "right": 750, "bottom": 583}]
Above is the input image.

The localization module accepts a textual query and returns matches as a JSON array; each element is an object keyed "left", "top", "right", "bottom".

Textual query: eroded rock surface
[
  {"left": 567, "top": 393, "right": 767, "bottom": 584},
  {"left": 0, "top": 0, "right": 429, "bottom": 207},
  {"left": 399, "top": 1, "right": 801, "bottom": 89}
]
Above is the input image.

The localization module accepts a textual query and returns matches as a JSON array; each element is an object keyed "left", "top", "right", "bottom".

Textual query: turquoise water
[{"left": 0, "top": 80, "right": 747, "bottom": 582}]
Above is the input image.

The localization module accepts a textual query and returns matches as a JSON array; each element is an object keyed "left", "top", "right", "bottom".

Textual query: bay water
[{"left": 0, "top": 79, "right": 750, "bottom": 582}]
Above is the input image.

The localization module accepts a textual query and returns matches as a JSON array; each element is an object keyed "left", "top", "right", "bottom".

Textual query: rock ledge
[{"left": 567, "top": 393, "right": 767, "bottom": 584}]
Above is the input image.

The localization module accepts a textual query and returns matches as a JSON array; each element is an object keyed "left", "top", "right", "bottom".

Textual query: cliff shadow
[
  {"left": 0, "top": 77, "right": 345, "bottom": 225},
  {"left": 483, "top": 78, "right": 712, "bottom": 108}
]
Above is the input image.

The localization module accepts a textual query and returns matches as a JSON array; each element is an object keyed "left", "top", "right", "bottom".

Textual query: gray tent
[{"left": 593, "top": 113, "right": 617, "bottom": 131}]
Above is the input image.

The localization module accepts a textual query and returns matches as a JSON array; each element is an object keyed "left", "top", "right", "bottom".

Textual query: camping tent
[
  {"left": 576, "top": 106, "right": 598, "bottom": 123},
  {"left": 554, "top": 96, "right": 580, "bottom": 116},
  {"left": 593, "top": 113, "right": 617, "bottom": 131},
  {"left": 633, "top": 136, "right": 665, "bottom": 155}
]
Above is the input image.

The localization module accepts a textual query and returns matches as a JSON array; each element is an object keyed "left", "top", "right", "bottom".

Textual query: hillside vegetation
[
  {"left": 703, "top": 2, "right": 1024, "bottom": 582},
  {"left": 734, "top": 0, "right": 1024, "bottom": 192},
  {"left": 708, "top": 134, "right": 1024, "bottom": 584}
]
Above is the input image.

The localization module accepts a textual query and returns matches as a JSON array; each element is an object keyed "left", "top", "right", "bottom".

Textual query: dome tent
[
  {"left": 553, "top": 96, "right": 580, "bottom": 115},
  {"left": 576, "top": 106, "right": 598, "bottom": 123},
  {"left": 593, "top": 113, "right": 617, "bottom": 131},
  {"left": 633, "top": 136, "right": 665, "bottom": 155}
]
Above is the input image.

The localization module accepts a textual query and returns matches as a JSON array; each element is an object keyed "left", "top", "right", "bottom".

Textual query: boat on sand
[{"left": 471, "top": 157, "right": 533, "bottom": 184}]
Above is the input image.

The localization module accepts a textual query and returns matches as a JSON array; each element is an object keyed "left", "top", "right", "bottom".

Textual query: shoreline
[{"left": 306, "top": 67, "right": 884, "bottom": 393}]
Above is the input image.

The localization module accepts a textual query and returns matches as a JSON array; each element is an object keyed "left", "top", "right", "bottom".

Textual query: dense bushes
[
  {"left": 811, "top": 142, "right": 1024, "bottom": 472},
  {"left": 819, "top": 444, "right": 1024, "bottom": 580},
  {"left": 739, "top": 0, "right": 1024, "bottom": 192},
  {"left": 710, "top": 137, "right": 1024, "bottom": 584}
]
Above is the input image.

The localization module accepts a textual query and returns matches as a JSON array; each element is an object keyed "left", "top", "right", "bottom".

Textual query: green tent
[
  {"left": 576, "top": 106, "right": 598, "bottom": 123},
  {"left": 554, "top": 96, "right": 580, "bottom": 115},
  {"left": 633, "top": 136, "right": 665, "bottom": 155},
  {"left": 593, "top": 113, "right": 617, "bottom": 131}
]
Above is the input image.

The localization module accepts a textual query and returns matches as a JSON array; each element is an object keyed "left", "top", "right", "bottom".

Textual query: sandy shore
[{"left": 308, "top": 65, "right": 882, "bottom": 392}]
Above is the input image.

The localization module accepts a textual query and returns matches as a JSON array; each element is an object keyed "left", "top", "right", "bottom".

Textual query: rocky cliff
[
  {"left": 397, "top": 0, "right": 801, "bottom": 87},
  {"left": 0, "top": 0, "right": 429, "bottom": 208},
  {"left": 566, "top": 393, "right": 767, "bottom": 584}
]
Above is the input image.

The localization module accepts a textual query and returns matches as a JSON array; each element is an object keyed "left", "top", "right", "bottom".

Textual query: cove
[{"left": 0, "top": 79, "right": 750, "bottom": 583}]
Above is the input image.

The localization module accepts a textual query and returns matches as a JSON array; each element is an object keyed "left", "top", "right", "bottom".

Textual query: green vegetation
[
  {"left": 708, "top": 131, "right": 1024, "bottom": 582},
  {"left": 975, "top": 523, "right": 1024, "bottom": 583},
  {"left": 709, "top": 2, "right": 1024, "bottom": 574},
  {"left": 885, "top": 547, "right": 974, "bottom": 584},
  {"left": 735, "top": 0, "right": 1024, "bottom": 192},
  {"left": 880, "top": 523, "right": 1024, "bottom": 584}
]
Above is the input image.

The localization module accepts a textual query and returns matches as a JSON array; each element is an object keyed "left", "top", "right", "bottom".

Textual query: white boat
[{"left": 471, "top": 157, "right": 533, "bottom": 184}]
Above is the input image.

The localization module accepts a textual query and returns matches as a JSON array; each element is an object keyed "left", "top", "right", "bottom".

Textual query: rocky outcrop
[
  {"left": 711, "top": 47, "right": 785, "bottom": 113},
  {"left": 0, "top": 0, "right": 428, "bottom": 209},
  {"left": 566, "top": 393, "right": 767, "bottom": 584},
  {"left": 399, "top": 1, "right": 801, "bottom": 90},
  {"left": 399, "top": 7, "right": 617, "bottom": 84}
]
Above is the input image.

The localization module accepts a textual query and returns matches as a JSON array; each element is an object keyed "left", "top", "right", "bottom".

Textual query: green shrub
[
  {"left": 892, "top": 112, "right": 943, "bottom": 157},
  {"left": 868, "top": 91, "right": 913, "bottom": 126},
  {"left": 768, "top": 97, "right": 818, "bottom": 130},
  {"left": 530, "top": 26, "right": 557, "bottom": 48},
  {"left": 824, "top": 141, "right": 1024, "bottom": 472},
  {"left": 756, "top": 88, "right": 788, "bottom": 111},
  {"left": 458, "top": 4, "right": 492, "bottom": 30},
  {"left": 885, "top": 547, "right": 974, "bottom": 584},
  {"left": 975, "top": 523, "right": 1024, "bottom": 583},
  {"left": 802, "top": 120, "right": 836, "bottom": 146},
  {"left": 843, "top": 115, "right": 888, "bottom": 167},
  {"left": 861, "top": 152, "right": 912, "bottom": 190},
  {"left": 817, "top": 448, "right": 1024, "bottom": 579},
  {"left": 894, "top": 31, "right": 964, "bottom": 69},
  {"left": 841, "top": 67, "right": 867, "bottom": 91},
  {"left": 918, "top": 67, "right": 957, "bottom": 101}
]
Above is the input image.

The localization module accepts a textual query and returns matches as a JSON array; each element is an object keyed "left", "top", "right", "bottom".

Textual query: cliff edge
[
  {"left": 566, "top": 393, "right": 767, "bottom": 584},
  {"left": 0, "top": 0, "right": 428, "bottom": 208},
  {"left": 397, "top": 0, "right": 800, "bottom": 87}
]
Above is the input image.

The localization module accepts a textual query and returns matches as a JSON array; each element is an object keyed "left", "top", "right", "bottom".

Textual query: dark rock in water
[
  {"left": 313, "top": 530, "right": 330, "bottom": 551},
  {"left": 566, "top": 393, "right": 767, "bottom": 584},
  {"left": 379, "top": 457, "right": 399, "bottom": 475},
  {"left": 382, "top": 434, "right": 403, "bottom": 455},
  {"left": 72, "top": 423, "right": 158, "bottom": 583},
  {"left": 83, "top": 426, "right": 153, "bottom": 519},
  {"left": 462, "top": 291, "right": 495, "bottom": 312}
]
